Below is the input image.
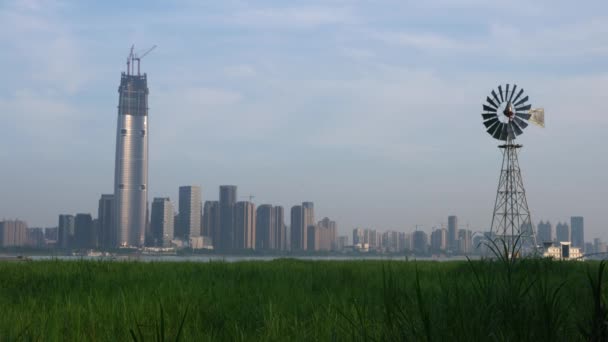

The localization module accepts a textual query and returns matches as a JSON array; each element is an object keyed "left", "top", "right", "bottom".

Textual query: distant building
[
  {"left": 307, "top": 225, "right": 319, "bottom": 251},
  {"left": 537, "top": 221, "right": 553, "bottom": 244},
  {"left": 448, "top": 216, "right": 458, "bottom": 251},
  {"left": 150, "top": 197, "right": 175, "bottom": 247},
  {"left": 594, "top": 238, "right": 607, "bottom": 254},
  {"left": 45, "top": 227, "right": 58, "bottom": 242},
  {"left": 382, "top": 230, "right": 400, "bottom": 252},
  {"left": 571, "top": 216, "right": 584, "bottom": 249},
  {"left": 234, "top": 201, "right": 256, "bottom": 249},
  {"left": 58, "top": 214, "right": 75, "bottom": 249},
  {"left": 353, "top": 228, "right": 364, "bottom": 246},
  {"left": 543, "top": 242, "right": 582, "bottom": 260},
  {"left": 0, "top": 220, "right": 28, "bottom": 247},
  {"left": 98, "top": 194, "right": 114, "bottom": 248},
  {"left": 336, "top": 236, "right": 348, "bottom": 251},
  {"left": 27, "top": 228, "right": 45, "bottom": 247},
  {"left": 274, "top": 206, "right": 286, "bottom": 250},
  {"left": 399, "top": 232, "right": 410, "bottom": 252},
  {"left": 178, "top": 186, "right": 202, "bottom": 239},
  {"left": 256, "top": 205, "right": 275, "bottom": 250},
  {"left": 202, "top": 201, "right": 220, "bottom": 246},
  {"left": 556, "top": 222, "right": 570, "bottom": 243},
  {"left": 74, "top": 214, "right": 94, "bottom": 249},
  {"left": 412, "top": 230, "right": 429, "bottom": 254},
  {"left": 219, "top": 185, "right": 237, "bottom": 250},
  {"left": 317, "top": 217, "right": 337, "bottom": 251},
  {"left": 113, "top": 68, "right": 149, "bottom": 248},
  {"left": 430, "top": 228, "right": 447, "bottom": 253},
  {"left": 458, "top": 229, "right": 473, "bottom": 254}
]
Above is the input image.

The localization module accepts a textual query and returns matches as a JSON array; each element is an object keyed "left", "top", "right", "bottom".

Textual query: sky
[{"left": 0, "top": 0, "right": 607, "bottom": 239}]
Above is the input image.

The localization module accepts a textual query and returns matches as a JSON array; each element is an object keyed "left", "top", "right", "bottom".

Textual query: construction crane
[
  {"left": 126, "top": 44, "right": 157, "bottom": 76},
  {"left": 240, "top": 194, "right": 256, "bottom": 202}
]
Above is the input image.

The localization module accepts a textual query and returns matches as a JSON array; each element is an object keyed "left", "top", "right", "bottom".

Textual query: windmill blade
[
  {"left": 514, "top": 95, "right": 529, "bottom": 107},
  {"left": 515, "top": 104, "right": 531, "bottom": 111},
  {"left": 515, "top": 112, "right": 531, "bottom": 120},
  {"left": 487, "top": 120, "right": 501, "bottom": 136},
  {"left": 486, "top": 96, "right": 498, "bottom": 109},
  {"left": 483, "top": 104, "right": 497, "bottom": 113},
  {"left": 492, "top": 123, "right": 504, "bottom": 139},
  {"left": 483, "top": 117, "right": 499, "bottom": 128},
  {"left": 511, "top": 121, "right": 524, "bottom": 136},
  {"left": 499, "top": 123, "right": 509, "bottom": 140},
  {"left": 507, "top": 123, "right": 516, "bottom": 139},
  {"left": 509, "top": 84, "right": 518, "bottom": 102},
  {"left": 513, "top": 116, "right": 529, "bottom": 129},
  {"left": 482, "top": 113, "right": 496, "bottom": 120},
  {"left": 491, "top": 90, "right": 501, "bottom": 105},
  {"left": 512, "top": 88, "right": 524, "bottom": 103},
  {"left": 498, "top": 85, "right": 504, "bottom": 102},
  {"left": 505, "top": 84, "right": 510, "bottom": 101}
]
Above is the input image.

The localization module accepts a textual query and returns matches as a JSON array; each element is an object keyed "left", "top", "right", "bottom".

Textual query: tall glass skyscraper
[{"left": 113, "top": 64, "right": 149, "bottom": 247}]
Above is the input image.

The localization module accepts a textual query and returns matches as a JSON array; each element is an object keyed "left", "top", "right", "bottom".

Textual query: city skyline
[{"left": 0, "top": 1, "right": 607, "bottom": 239}]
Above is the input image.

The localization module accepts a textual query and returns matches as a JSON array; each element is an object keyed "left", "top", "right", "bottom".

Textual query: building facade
[
  {"left": 150, "top": 197, "right": 174, "bottom": 247},
  {"left": 98, "top": 194, "right": 114, "bottom": 249},
  {"left": 556, "top": 222, "right": 571, "bottom": 243},
  {"left": 537, "top": 221, "right": 553, "bottom": 244},
  {"left": 448, "top": 216, "right": 458, "bottom": 251},
  {"left": 219, "top": 185, "right": 237, "bottom": 250},
  {"left": 0, "top": 220, "right": 28, "bottom": 247},
  {"left": 234, "top": 201, "right": 256, "bottom": 249},
  {"left": 113, "top": 69, "right": 149, "bottom": 247},
  {"left": 203, "top": 201, "right": 220, "bottom": 246},
  {"left": 178, "top": 186, "right": 202, "bottom": 240},
  {"left": 571, "top": 216, "right": 584, "bottom": 249}
]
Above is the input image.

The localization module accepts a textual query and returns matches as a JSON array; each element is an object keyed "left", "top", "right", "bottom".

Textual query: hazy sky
[{"left": 0, "top": 0, "right": 607, "bottom": 238}]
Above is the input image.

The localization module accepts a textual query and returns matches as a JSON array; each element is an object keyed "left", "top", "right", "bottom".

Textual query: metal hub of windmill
[{"left": 481, "top": 84, "right": 544, "bottom": 256}]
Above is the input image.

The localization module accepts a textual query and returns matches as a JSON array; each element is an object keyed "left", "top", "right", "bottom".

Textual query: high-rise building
[
  {"left": 203, "top": 201, "right": 220, "bottom": 246},
  {"left": 556, "top": 222, "right": 570, "bottom": 243},
  {"left": 234, "top": 201, "right": 256, "bottom": 249},
  {"left": 571, "top": 216, "right": 584, "bottom": 249},
  {"left": 274, "top": 206, "right": 286, "bottom": 250},
  {"left": 353, "top": 228, "right": 364, "bottom": 246},
  {"left": 74, "top": 214, "right": 94, "bottom": 249},
  {"left": 306, "top": 225, "right": 318, "bottom": 251},
  {"left": 58, "top": 215, "right": 75, "bottom": 249},
  {"left": 178, "top": 186, "right": 202, "bottom": 240},
  {"left": 150, "top": 197, "right": 174, "bottom": 247},
  {"left": 430, "top": 228, "right": 447, "bottom": 253},
  {"left": 45, "top": 227, "right": 58, "bottom": 242},
  {"left": 448, "top": 216, "right": 458, "bottom": 251},
  {"left": 219, "top": 185, "right": 237, "bottom": 250},
  {"left": 98, "top": 194, "right": 114, "bottom": 248},
  {"left": 537, "top": 221, "right": 553, "bottom": 244},
  {"left": 458, "top": 229, "right": 473, "bottom": 254},
  {"left": 27, "top": 228, "right": 45, "bottom": 247},
  {"left": 113, "top": 62, "right": 149, "bottom": 247},
  {"left": 412, "top": 230, "right": 429, "bottom": 254},
  {"left": 291, "top": 205, "right": 305, "bottom": 251},
  {"left": 0, "top": 220, "right": 28, "bottom": 247},
  {"left": 317, "top": 217, "right": 337, "bottom": 251},
  {"left": 256, "top": 205, "right": 275, "bottom": 250}
]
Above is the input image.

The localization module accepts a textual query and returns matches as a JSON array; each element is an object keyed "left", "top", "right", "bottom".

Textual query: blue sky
[{"left": 0, "top": 0, "right": 607, "bottom": 239}]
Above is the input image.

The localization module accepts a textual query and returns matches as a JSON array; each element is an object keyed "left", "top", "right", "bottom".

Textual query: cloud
[{"left": 228, "top": 6, "right": 354, "bottom": 29}]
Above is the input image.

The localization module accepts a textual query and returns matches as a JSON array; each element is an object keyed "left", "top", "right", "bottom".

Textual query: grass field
[{"left": 0, "top": 258, "right": 605, "bottom": 341}]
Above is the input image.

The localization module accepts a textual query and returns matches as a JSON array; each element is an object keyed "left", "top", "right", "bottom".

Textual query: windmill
[{"left": 481, "top": 84, "right": 544, "bottom": 255}]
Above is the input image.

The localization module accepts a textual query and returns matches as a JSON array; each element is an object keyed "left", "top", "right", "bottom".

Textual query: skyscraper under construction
[{"left": 113, "top": 47, "right": 152, "bottom": 247}]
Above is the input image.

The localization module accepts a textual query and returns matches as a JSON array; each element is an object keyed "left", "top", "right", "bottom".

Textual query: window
[{"left": 121, "top": 129, "right": 127, "bottom": 135}]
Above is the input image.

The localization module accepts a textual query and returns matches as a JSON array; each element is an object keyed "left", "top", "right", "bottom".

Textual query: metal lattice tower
[
  {"left": 489, "top": 140, "right": 536, "bottom": 251},
  {"left": 481, "top": 84, "right": 543, "bottom": 254}
]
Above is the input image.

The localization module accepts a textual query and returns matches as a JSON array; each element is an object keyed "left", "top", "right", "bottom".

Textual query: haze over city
[{"left": 0, "top": 0, "right": 607, "bottom": 238}]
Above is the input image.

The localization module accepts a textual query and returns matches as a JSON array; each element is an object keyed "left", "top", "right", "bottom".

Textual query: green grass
[{"left": 0, "top": 259, "right": 605, "bottom": 341}]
